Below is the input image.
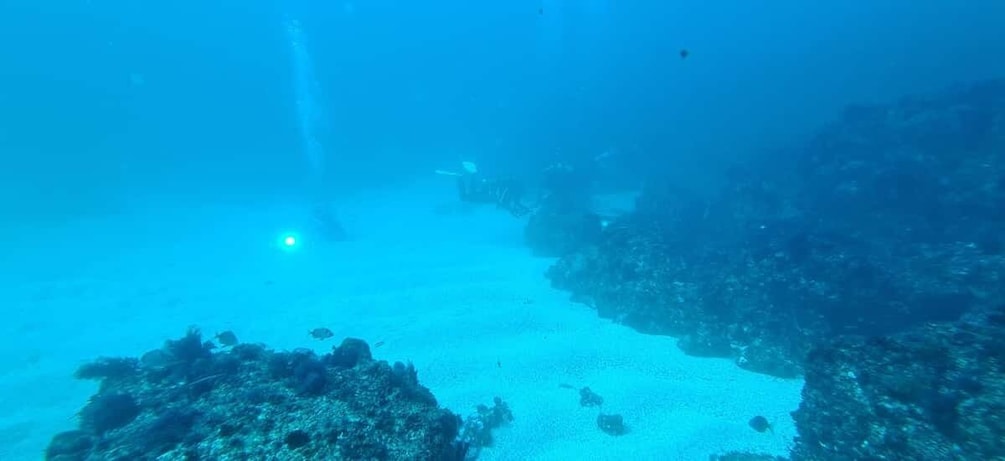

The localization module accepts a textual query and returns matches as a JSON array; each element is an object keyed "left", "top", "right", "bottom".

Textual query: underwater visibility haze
[{"left": 1, "top": 1, "right": 1005, "bottom": 460}]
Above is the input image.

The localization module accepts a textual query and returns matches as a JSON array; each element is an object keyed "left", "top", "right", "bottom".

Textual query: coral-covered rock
[
  {"left": 547, "top": 78, "right": 1005, "bottom": 377},
  {"left": 791, "top": 307, "right": 1005, "bottom": 460},
  {"left": 47, "top": 328, "right": 463, "bottom": 460}
]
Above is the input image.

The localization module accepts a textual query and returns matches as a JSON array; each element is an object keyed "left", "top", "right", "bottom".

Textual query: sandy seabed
[{"left": 0, "top": 184, "right": 802, "bottom": 460}]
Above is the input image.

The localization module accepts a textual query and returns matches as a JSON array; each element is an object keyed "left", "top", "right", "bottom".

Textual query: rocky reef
[
  {"left": 524, "top": 201, "right": 604, "bottom": 257},
  {"left": 546, "top": 78, "right": 1005, "bottom": 377},
  {"left": 524, "top": 161, "right": 606, "bottom": 257},
  {"left": 791, "top": 305, "right": 1005, "bottom": 460},
  {"left": 47, "top": 329, "right": 466, "bottom": 460}
]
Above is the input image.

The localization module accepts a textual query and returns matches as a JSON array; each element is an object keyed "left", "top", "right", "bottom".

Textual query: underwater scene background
[{"left": 2, "top": 1, "right": 1005, "bottom": 460}]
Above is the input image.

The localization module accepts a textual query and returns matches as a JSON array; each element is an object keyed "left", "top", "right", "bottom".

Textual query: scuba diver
[{"left": 437, "top": 161, "right": 532, "bottom": 217}]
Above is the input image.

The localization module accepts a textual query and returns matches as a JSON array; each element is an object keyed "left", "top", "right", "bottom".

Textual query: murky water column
[
  {"left": 285, "top": 18, "right": 325, "bottom": 193},
  {"left": 536, "top": 0, "right": 565, "bottom": 62},
  {"left": 284, "top": 18, "right": 347, "bottom": 241},
  {"left": 538, "top": 0, "right": 609, "bottom": 57},
  {"left": 584, "top": 0, "right": 610, "bottom": 32},
  {"left": 585, "top": 0, "right": 609, "bottom": 17}
]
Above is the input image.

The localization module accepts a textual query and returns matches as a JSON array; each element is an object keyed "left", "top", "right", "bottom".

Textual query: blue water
[
  {"left": 2, "top": 1, "right": 1005, "bottom": 459},
  {"left": 3, "top": 1, "right": 1004, "bottom": 217}
]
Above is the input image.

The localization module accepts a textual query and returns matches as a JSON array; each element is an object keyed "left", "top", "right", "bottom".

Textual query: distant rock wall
[{"left": 547, "top": 79, "right": 1005, "bottom": 377}]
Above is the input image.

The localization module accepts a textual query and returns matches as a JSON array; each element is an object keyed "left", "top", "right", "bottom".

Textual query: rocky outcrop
[
  {"left": 791, "top": 306, "right": 1005, "bottom": 460},
  {"left": 547, "top": 79, "right": 1005, "bottom": 377},
  {"left": 47, "top": 329, "right": 464, "bottom": 460}
]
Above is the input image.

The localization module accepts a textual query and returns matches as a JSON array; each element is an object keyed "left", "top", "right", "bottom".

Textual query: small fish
[
  {"left": 748, "top": 415, "right": 773, "bottom": 434},
  {"left": 309, "top": 328, "right": 334, "bottom": 340},
  {"left": 374, "top": 340, "right": 385, "bottom": 348},
  {"left": 538, "top": 7, "right": 544, "bottom": 15},
  {"left": 215, "top": 331, "right": 239, "bottom": 347},
  {"left": 679, "top": 48, "right": 690, "bottom": 59}
]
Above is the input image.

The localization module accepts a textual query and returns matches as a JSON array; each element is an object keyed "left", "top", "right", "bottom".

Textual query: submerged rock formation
[
  {"left": 791, "top": 306, "right": 1005, "bottom": 460},
  {"left": 524, "top": 162, "right": 606, "bottom": 257},
  {"left": 47, "top": 329, "right": 465, "bottom": 460},
  {"left": 547, "top": 79, "right": 1005, "bottom": 377}
]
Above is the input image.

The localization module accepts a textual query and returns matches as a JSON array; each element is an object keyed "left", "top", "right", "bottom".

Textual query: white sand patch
[{"left": 0, "top": 184, "right": 802, "bottom": 460}]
